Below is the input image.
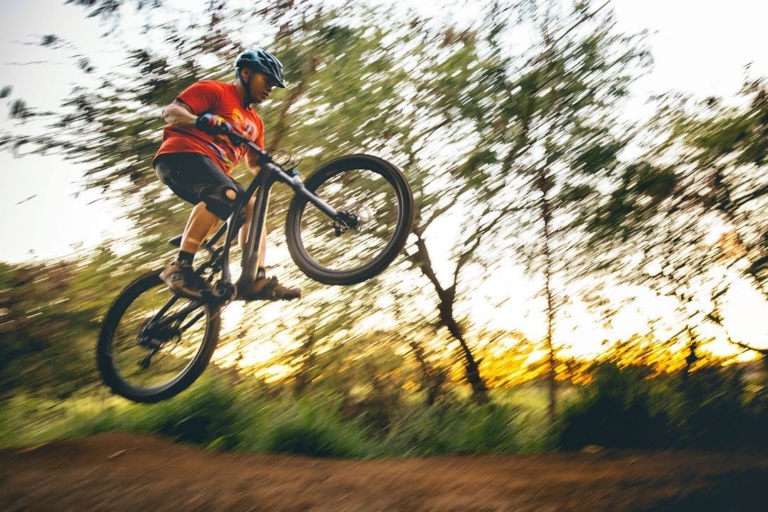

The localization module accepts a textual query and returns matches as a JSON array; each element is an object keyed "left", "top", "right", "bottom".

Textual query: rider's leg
[
  {"left": 156, "top": 153, "right": 241, "bottom": 299},
  {"left": 180, "top": 199, "right": 229, "bottom": 255},
  {"left": 160, "top": 200, "right": 227, "bottom": 300}
]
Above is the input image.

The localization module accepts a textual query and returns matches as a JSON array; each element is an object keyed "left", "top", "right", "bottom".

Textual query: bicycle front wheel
[
  {"left": 96, "top": 270, "right": 221, "bottom": 403},
  {"left": 286, "top": 154, "right": 414, "bottom": 285}
]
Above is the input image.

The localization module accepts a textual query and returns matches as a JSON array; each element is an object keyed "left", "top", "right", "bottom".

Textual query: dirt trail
[{"left": 1, "top": 433, "right": 767, "bottom": 511}]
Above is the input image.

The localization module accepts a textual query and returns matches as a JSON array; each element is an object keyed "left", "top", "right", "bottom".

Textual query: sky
[
  {"left": 1, "top": 0, "right": 768, "bottom": 356},
  {"left": 0, "top": 0, "right": 120, "bottom": 262},
  {"left": 614, "top": 0, "right": 768, "bottom": 99}
]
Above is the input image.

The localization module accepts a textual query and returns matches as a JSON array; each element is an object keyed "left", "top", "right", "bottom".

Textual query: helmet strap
[{"left": 237, "top": 68, "right": 253, "bottom": 107}]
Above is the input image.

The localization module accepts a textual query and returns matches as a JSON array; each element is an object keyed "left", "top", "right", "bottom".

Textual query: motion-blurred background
[{"left": 2, "top": 0, "right": 768, "bottom": 454}]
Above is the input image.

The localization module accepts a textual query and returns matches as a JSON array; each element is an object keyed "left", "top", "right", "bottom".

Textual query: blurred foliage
[
  {"left": 0, "top": 247, "right": 143, "bottom": 399},
  {"left": 558, "top": 362, "right": 673, "bottom": 450},
  {"left": 557, "top": 359, "right": 768, "bottom": 451},
  {"left": 4, "top": 358, "right": 768, "bottom": 455},
  {"left": 0, "top": 375, "right": 524, "bottom": 457},
  {"left": 585, "top": 77, "right": 768, "bottom": 355}
]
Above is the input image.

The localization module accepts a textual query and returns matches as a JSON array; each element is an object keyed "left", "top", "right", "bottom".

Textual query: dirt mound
[{"left": 1, "top": 433, "right": 767, "bottom": 511}]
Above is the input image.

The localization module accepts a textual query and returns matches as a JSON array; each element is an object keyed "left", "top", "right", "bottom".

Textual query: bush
[
  {"left": 80, "top": 377, "right": 245, "bottom": 450},
  {"left": 743, "top": 386, "right": 768, "bottom": 450},
  {"left": 268, "top": 424, "right": 344, "bottom": 457},
  {"left": 674, "top": 365, "right": 747, "bottom": 449},
  {"left": 147, "top": 377, "right": 242, "bottom": 449},
  {"left": 237, "top": 391, "right": 373, "bottom": 458},
  {"left": 557, "top": 362, "right": 673, "bottom": 450}
]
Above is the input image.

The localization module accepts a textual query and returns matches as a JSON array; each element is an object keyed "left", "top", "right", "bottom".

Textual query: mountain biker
[{"left": 153, "top": 48, "right": 300, "bottom": 301}]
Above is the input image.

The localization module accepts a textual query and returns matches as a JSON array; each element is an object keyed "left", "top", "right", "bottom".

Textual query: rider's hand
[{"left": 195, "top": 113, "right": 232, "bottom": 135}]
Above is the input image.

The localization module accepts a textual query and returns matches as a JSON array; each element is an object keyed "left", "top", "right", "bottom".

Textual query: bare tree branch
[{"left": 727, "top": 338, "right": 768, "bottom": 356}]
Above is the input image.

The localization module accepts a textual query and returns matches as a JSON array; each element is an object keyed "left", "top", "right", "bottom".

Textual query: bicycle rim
[{"left": 287, "top": 155, "right": 413, "bottom": 285}]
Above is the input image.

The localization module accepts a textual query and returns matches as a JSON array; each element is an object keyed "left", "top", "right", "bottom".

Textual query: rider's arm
[
  {"left": 244, "top": 117, "right": 267, "bottom": 175},
  {"left": 245, "top": 149, "right": 262, "bottom": 176},
  {"left": 161, "top": 101, "right": 197, "bottom": 127}
]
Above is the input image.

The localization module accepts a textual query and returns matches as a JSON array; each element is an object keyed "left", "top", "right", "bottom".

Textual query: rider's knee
[{"left": 199, "top": 183, "right": 244, "bottom": 220}]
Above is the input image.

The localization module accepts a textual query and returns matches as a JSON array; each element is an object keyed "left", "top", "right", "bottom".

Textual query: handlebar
[{"left": 226, "top": 130, "right": 275, "bottom": 167}]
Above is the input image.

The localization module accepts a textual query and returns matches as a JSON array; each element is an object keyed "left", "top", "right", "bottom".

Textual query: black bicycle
[{"left": 96, "top": 132, "right": 414, "bottom": 403}]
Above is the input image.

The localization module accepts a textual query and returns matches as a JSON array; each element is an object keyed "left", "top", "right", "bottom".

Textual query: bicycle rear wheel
[
  {"left": 96, "top": 270, "right": 221, "bottom": 403},
  {"left": 286, "top": 154, "right": 414, "bottom": 285}
]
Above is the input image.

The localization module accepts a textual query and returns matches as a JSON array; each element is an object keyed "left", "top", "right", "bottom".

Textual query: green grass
[
  {"left": 487, "top": 385, "right": 576, "bottom": 452},
  {"left": 0, "top": 390, "right": 128, "bottom": 448},
  {"left": 0, "top": 379, "right": 549, "bottom": 457}
]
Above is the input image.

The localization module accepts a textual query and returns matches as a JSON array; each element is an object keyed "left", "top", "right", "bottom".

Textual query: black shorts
[{"left": 154, "top": 152, "right": 244, "bottom": 220}]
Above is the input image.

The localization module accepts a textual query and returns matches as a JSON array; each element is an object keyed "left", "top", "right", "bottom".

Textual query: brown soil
[{"left": 1, "top": 433, "right": 767, "bottom": 511}]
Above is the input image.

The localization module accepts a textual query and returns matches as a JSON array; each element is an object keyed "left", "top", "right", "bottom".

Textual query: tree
[
  {"left": 588, "top": 77, "right": 768, "bottom": 357},
  {"left": 2, "top": 0, "right": 432, "bottom": 368},
  {"left": 398, "top": 0, "right": 649, "bottom": 416}
]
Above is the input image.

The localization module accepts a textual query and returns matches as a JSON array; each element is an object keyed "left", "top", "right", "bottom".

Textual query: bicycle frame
[{"left": 200, "top": 134, "right": 345, "bottom": 301}]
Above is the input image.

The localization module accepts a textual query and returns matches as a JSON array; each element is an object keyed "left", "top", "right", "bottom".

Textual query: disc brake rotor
[{"left": 333, "top": 204, "right": 373, "bottom": 236}]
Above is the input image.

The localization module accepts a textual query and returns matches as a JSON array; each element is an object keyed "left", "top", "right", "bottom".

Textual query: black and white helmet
[{"left": 235, "top": 48, "right": 286, "bottom": 88}]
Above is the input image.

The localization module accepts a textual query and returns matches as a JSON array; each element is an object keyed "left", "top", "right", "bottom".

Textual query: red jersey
[{"left": 155, "top": 80, "right": 265, "bottom": 174}]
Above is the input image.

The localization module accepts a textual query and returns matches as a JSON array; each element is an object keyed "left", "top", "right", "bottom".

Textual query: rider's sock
[{"left": 177, "top": 251, "right": 194, "bottom": 266}]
